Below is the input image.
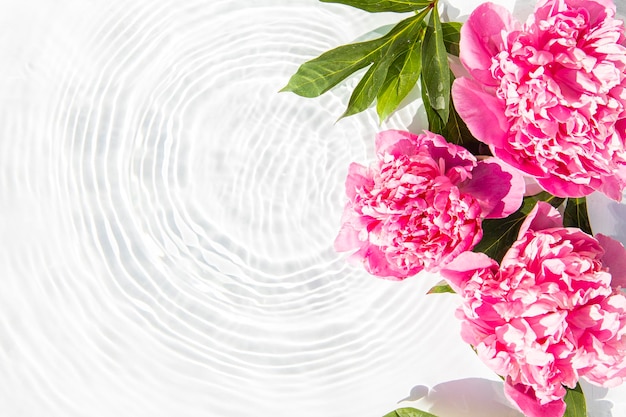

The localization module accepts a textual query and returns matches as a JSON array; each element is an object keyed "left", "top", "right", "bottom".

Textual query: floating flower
[
  {"left": 441, "top": 201, "right": 626, "bottom": 417},
  {"left": 334, "top": 130, "right": 524, "bottom": 280},
  {"left": 452, "top": 0, "right": 626, "bottom": 200}
]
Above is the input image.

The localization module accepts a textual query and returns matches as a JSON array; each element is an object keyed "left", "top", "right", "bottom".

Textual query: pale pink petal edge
[
  {"left": 596, "top": 234, "right": 626, "bottom": 289},
  {"left": 503, "top": 380, "right": 566, "bottom": 417},
  {"left": 452, "top": 77, "right": 509, "bottom": 148},
  {"left": 460, "top": 2, "right": 519, "bottom": 86},
  {"left": 461, "top": 157, "right": 525, "bottom": 219},
  {"left": 439, "top": 251, "right": 497, "bottom": 293},
  {"left": 518, "top": 201, "right": 563, "bottom": 238}
]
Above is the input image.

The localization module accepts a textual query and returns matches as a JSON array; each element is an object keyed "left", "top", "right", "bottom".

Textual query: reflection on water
[{"left": 1, "top": 0, "right": 625, "bottom": 416}]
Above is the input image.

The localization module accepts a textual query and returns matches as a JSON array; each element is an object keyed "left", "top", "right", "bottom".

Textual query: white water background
[{"left": 1, "top": 0, "right": 626, "bottom": 416}]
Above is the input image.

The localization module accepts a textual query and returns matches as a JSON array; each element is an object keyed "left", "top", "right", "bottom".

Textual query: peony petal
[
  {"left": 355, "top": 245, "right": 413, "bottom": 281},
  {"left": 345, "top": 162, "right": 372, "bottom": 200},
  {"left": 491, "top": 142, "right": 547, "bottom": 179},
  {"left": 518, "top": 201, "right": 563, "bottom": 237},
  {"left": 503, "top": 380, "right": 566, "bottom": 417},
  {"left": 375, "top": 129, "right": 418, "bottom": 158},
  {"left": 459, "top": 157, "right": 525, "bottom": 219},
  {"left": 536, "top": 175, "right": 594, "bottom": 198},
  {"left": 596, "top": 234, "right": 626, "bottom": 289},
  {"left": 559, "top": 0, "right": 616, "bottom": 25},
  {"left": 524, "top": 176, "right": 545, "bottom": 196},
  {"left": 452, "top": 77, "right": 509, "bottom": 148},
  {"left": 460, "top": 2, "right": 520, "bottom": 86},
  {"left": 439, "top": 251, "right": 498, "bottom": 293},
  {"left": 334, "top": 222, "right": 361, "bottom": 252},
  {"left": 420, "top": 130, "right": 478, "bottom": 175},
  {"left": 597, "top": 165, "right": 626, "bottom": 201}
]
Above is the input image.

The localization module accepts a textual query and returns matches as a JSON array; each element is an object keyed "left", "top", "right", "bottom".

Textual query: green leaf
[
  {"left": 421, "top": 75, "right": 445, "bottom": 134},
  {"left": 443, "top": 72, "right": 480, "bottom": 154},
  {"left": 342, "top": 54, "right": 395, "bottom": 118},
  {"left": 441, "top": 22, "right": 462, "bottom": 56},
  {"left": 421, "top": 5, "right": 450, "bottom": 123},
  {"left": 383, "top": 407, "right": 439, "bottom": 417},
  {"left": 563, "top": 383, "right": 586, "bottom": 417},
  {"left": 422, "top": 70, "right": 476, "bottom": 147},
  {"left": 427, "top": 280, "right": 455, "bottom": 294},
  {"left": 341, "top": 11, "right": 428, "bottom": 119},
  {"left": 282, "top": 12, "right": 429, "bottom": 119},
  {"left": 281, "top": 36, "right": 387, "bottom": 98},
  {"left": 376, "top": 22, "right": 426, "bottom": 121},
  {"left": 320, "top": 0, "right": 434, "bottom": 13},
  {"left": 474, "top": 192, "right": 565, "bottom": 263},
  {"left": 563, "top": 197, "right": 592, "bottom": 234}
]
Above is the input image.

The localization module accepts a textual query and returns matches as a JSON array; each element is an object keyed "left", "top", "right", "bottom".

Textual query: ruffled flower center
[
  {"left": 490, "top": 4, "right": 626, "bottom": 186},
  {"left": 356, "top": 153, "right": 482, "bottom": 273},
  {"left": 462, "top": 228, "right": 626, "bottom": 404}
]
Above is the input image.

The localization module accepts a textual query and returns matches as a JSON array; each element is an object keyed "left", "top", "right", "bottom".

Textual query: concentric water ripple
[{"left": 2, "top": 0, "right": 626, "bottom": 416}]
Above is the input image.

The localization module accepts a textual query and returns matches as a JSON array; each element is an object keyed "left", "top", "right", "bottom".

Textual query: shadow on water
[
  {"left": 588, "top": 190, "right": 626, "bottom": 247},
  {"left": 398, "top": 378, "right": 615, "bottom": 417},
  {"left": 399, "top": 378, "right": 522, "bottom": 417},
  {"left": 581, "top": 380, "right": 614, "bottom": 417}
]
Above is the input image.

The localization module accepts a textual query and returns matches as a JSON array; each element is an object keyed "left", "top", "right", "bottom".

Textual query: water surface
[{"left": 1, "top": 1, "right": 626, "bottom": 416}]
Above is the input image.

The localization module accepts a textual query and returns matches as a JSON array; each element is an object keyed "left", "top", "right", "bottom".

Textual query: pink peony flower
[
  {"left": 441, "top": 201, "right": 626, "bottom": 417},
  {"left": 452, "top": 0, "right": 626, "bottom": 200},
  {"left": 334, "top": 130, "right": 524, "bottom": 280}
]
